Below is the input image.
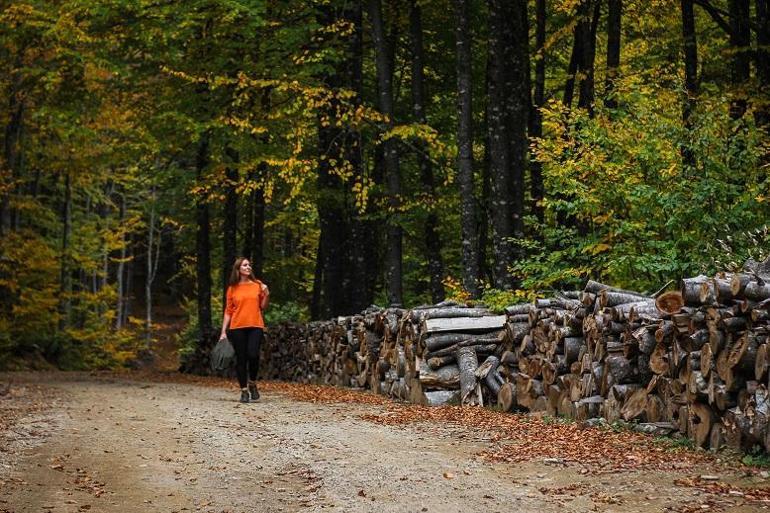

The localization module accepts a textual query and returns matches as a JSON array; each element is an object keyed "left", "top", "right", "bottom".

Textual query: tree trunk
[
  {"left": 756, "top": 0, "right": 770, "bottom": 159},
  {"left": 604, "top": 0, "right": 622, "bottom": 109},
  {"left": 487, "top": 0, "right": 514, "bottom": 289},
  {"left": 145, "top": 185, "right": 161, "bottom": 347},
  {"left": 223, "top": 149, "right": 238, "bottom": 307},
  {"left": 410, "top": 0, "right": 445, "bottom": 303},
  {"left": 681, "top": 0, "right": 698, "bottom": 172},
  {"left": 563, "top": 4, "right": 584, "bottom": 108},
  {"left": 577, "top": 0, "right": 601, "bottom": 114},
  {"left": 487, "top": 0, "right": 529, "bottom": 290},
  {"left": 310, "top": 234, "right": 324, "bottom": 320},
  {"left": 347, "top": 3, "right": 376, "bottom": 312},
  {"left": 59, "top": 172, "right": 73, "bottom": 330},
  {"left": 728, "top": 0, "right": 751, "bottom": 120},
  {"left": 195, "top": 134, "right": 213, "bottom": 362},
  {"left": 243, "top": 171, "right": 254, "bottom": 264},
  {"left": 530, "top": 0, "right": 546, "bottom": 223},
  {"left": 1, "top": 66, "right": 24, "bottom": 236},
  {"left": 368, "top": 0, "right": 403, "bottom": 306},
  {"left": 316, "top": 111, "right": 348, "bottom": 317},
  {"left": 115, "top": 192, "right": 127, "bottom": 330},
  {"left": 455, "top": 0, "right": 480, "bottom": 297}
]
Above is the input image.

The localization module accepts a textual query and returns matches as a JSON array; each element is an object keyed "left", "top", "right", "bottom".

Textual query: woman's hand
[{"left": 219, "top": 330, "right": 227, "bottom": 341}]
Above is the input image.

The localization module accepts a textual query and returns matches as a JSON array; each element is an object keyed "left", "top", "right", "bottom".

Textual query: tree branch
[{"left": 693, "top": 0, "right": 732, "bottom": 35}]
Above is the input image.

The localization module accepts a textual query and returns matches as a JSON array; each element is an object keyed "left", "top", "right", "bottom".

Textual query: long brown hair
[{"left": 228, "top": 257, "right": 258, "bottom": 286}]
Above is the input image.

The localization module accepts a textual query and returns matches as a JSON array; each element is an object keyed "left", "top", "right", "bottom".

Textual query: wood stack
[
  {"left": 406, "top": 302, "right": 507, "bottom": 406},
  {"left": 263, "top": 266, "right": 770, "bottom": 453}
]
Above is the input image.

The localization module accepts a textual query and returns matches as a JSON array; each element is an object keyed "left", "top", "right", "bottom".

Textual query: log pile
[
  {"left": 263, "top": 267, "right": 770, "bottom": 452},
  {"left": 407, "top": 303, "right": 507, "bottom": 406}
]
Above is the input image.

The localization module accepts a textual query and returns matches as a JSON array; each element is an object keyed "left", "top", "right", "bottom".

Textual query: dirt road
[{"left": 0, "top": 373, "right": 766, "bottom": 513}]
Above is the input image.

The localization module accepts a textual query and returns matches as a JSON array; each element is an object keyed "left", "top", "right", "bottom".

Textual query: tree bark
[
  {"left": 368, "top": 0, "right": 403, "bottom": 306},
  {"left": 242, "top": 168, "right": 265, "bottom": 278},
  {"left": 347, "top": 2, "right": 376, "bottom": 312},
  {"left": 604, "top": 0, "right": 622, "bottom": 109},
  {"left": 59, "top": 172, "right": 73, "bottom": 330},
  {"left": 316, "top": 112, "right": 348, "bottom": 318},
  {"left": 728, "top": 0, "right": 751, "bottom": 120},
  {"left": 410, "top": 0, "right": 445, "bottom": 303},
  {"left": 223, "top": 149, "right": 238, "bottom": 307},
  {"left": 756, "top": 0, "right": 770, "bottom": 150},
  {"left": 577, "top": 0, "right": 601, "bottom": 114},
  {"left": 487, "top": 0, "right": 514, "bottom": 290},
  {"left": 455, "top": 0, "right": 481, "bottom": 297},
  {"left": 530, "top": 0, "right": 546, "bottom": 223},
  {"left": 115, "top": 191, "right": 127, "bottom": 330},
  {"left": 1, "top": 60, "right": 24, "bottom": 236},
  {"left": 681, "top": 0, "right": 698, "bottom": 166},
  {"left": 195, "top": 134, "right": 213, "bottom": 356},
  {"left": 145, "top": 184, "right": 161, "bottom": 347},
  {"left": 486, "top": 0, "right": 529, "bottom": 290}
]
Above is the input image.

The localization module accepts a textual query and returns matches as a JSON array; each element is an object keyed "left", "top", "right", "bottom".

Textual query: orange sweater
[{"left": 225, "top": 281, "right": 265, "bottom": 329}]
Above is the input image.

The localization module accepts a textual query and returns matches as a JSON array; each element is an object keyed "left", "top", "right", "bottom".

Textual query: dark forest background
[{"left": 0, "top": 0, "right": 768, "bottom": 369}]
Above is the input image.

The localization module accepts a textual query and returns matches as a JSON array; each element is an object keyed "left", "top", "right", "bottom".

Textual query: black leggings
[{"left": 227, "top": 327, "right": 263, "bottom": 388}]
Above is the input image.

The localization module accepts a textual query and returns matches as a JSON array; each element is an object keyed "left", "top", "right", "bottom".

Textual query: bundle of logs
[{"left": 262, "top": 267, "right": 770, "bottom": 452}]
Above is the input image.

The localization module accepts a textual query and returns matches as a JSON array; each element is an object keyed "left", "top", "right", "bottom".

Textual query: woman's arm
[
  {"left": 260, "top": 283, "right": 270, "bottom": 310},
  {"left": 220, "top": 313, "right": 231, "bottom": 340},
  {"left": 221, "top": 286, "right": 234, "bottom": 339}
]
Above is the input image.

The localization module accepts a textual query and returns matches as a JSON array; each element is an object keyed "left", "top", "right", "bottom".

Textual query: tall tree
[
  {"left": 368, "top": 0, "right": 403, "bottom": 305},
  {"left": 59, "top": 172, "right": 73, "bottom": 329},
  {"left": 346, "top": 2, "right": 377, "bottom": 312},
  {"left": 195, "top": 133, "right": 213, "bottom": 356},
  {"left": 578, "top": 1, "right": 602, "bottom": 113},
  {"left": 455, "top": 0, "right": 481, "bottom": 297},
  {"left": 756, "top": 0, "right": 770, "bottom": 160},
  {"left": 1, "top": 61, "right": 24, "bottom": 236},
  {"left": 486, "top": 0, "right": 529, "bottom": 289},
  {"left": 563, "top": 0, "right": 600, "bottom": 113},
  {"left": 605, "top": 0, "right": 622, "bottom": 109},
  {"left": 410, "top": 0, "right": 445, "bottom": 303},
  {"left": 681, "top": 0, "right": 699, "bottom": 170},
  {"left": 728, "top": 0, "right": 751, "bottom": 120},
  {"left": 223, "top": 149, "right": 238, "bottom": 306},
  {"left": 115, "top": 191, "right": 127, "bottom": 330},
  {"left": 145, "top": 184, "right": 161, "bottom": 346},
  {"left": 530, "top": 0, "right": 546, "bottom": 223}
]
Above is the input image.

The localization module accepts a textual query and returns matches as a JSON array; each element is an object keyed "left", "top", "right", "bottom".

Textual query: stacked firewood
[
  {"left": 263, "top": 267, "right": 770, "bottom": 452},
  {"left": 403, "top": 302, "right": 507, "bottom": 406}
]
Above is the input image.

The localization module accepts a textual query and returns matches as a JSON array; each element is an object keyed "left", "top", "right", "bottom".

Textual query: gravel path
[{"left": 0, "top": 373, "right": 764, "bottom": 513}]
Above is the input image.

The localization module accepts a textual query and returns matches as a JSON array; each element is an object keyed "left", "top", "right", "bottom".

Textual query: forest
[{"left": 0, "top": 0, "right": 768, "bottom": 370}]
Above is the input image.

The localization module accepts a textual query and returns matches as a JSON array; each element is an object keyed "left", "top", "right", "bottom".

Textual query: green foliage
[
  {"left": 478, "top": 288, "right": 530, "bottom": 313},
  {"left": 742, "top": 448, "right": 770, "bottom": 468},
  {"left": 654, "top": 435, "right": 697, "bottom": 451},
  {"left": 264, "top": 301, "right": 309, "bottom": 325},
  {"left": 526, "top": 78, "right": 770, "bottom": 292},
  {"left": 177, "top": 295, "right": 224, "bottom": 362},
  {"left": 541, "top": 414, "right": 575, "bottom": 426}
]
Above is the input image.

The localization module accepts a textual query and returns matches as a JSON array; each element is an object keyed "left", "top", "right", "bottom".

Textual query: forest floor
[{"left": 2, "top": 372, "right": 770, "bottom": 513}]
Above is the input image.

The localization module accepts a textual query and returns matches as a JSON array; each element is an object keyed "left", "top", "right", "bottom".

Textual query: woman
[{"left": 219, "top": 257, "right": 269, "bottom": 403}]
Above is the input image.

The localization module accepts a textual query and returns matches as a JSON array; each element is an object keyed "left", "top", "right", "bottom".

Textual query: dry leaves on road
[{"left": 361, "top": 403, "right": 713, "bottom": 472}]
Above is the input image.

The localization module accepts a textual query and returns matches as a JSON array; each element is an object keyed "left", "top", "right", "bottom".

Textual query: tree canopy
[{"left": 1, "top": 0, "right": 768, "bottom": 369}]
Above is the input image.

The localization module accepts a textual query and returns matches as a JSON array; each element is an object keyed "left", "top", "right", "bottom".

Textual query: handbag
[{"left": 210, "top": 336, "right": 235, "bottom": 372}]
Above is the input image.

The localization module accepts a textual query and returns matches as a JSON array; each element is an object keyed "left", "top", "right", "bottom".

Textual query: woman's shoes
[
  {"left": 248, "top": 382, "right": 260, "bottom": 401},
  {"left": 240, "top": 389, "right": 250, "bottom": 403}
]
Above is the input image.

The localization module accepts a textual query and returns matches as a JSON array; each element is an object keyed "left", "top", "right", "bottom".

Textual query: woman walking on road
[{"left": 219, "top": 257, "right": 269, "bottom": 403}]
